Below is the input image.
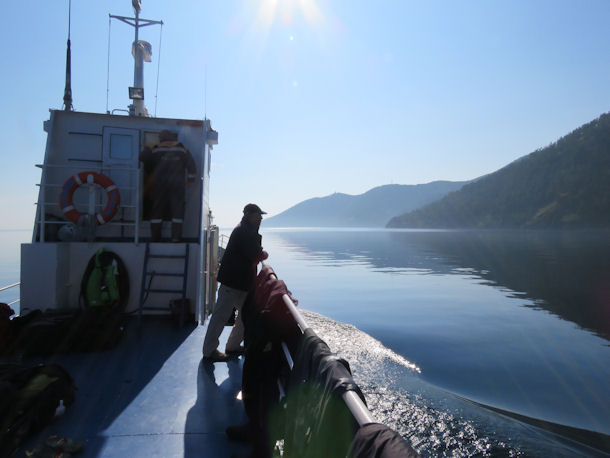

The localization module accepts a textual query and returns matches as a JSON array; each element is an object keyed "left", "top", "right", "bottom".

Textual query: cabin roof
[{"left": 50, "top": 109, "right": 205, "bottom": 127}]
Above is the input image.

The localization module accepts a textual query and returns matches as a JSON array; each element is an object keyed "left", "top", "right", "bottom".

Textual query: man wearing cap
[{"left": 202, "top": 204, "right": 269, "bottom": 362}]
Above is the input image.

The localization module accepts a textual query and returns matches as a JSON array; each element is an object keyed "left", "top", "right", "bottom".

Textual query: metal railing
[
  {"left": 268, "top": 269, "right": 375, "bottom": 427},
  {"left": 0, "top": 282, "right": 20, "bottom": 308},
  {"left": 35, "top": 163, "right": 142, "bottom": 244},
  {"left": 219, "top": 233, "right": 229, "bottom": 249}
]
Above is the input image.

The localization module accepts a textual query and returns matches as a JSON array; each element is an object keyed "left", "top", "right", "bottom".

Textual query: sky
[{"left": 1, "top": 0, "right": 609, "bottom": 228}]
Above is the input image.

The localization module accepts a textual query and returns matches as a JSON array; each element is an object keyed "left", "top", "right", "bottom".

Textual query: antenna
[
  {"left": 204, "top": 64, "right": 208, "bottom": 119},
  {"left": 106, "top": 15, "right": 112, "bottom": 114},
  {"left": 62, "top": 0, "right": 74, "bottom": 111}
]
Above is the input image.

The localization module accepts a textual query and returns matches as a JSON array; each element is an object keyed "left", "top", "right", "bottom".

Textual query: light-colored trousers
[{"left": 202, "top": 284, "right": 248, "bottom": 356}]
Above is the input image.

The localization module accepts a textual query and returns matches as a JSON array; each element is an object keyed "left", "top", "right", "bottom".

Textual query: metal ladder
[{"left": 138, "top": 242, "right": 189, "bottom": 326}]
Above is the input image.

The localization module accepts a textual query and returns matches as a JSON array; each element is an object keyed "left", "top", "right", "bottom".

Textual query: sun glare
[{"left": 257, "top": 0, "right": 323, "bottom": 28}]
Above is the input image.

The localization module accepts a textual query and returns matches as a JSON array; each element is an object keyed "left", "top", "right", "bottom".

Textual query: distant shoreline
[{"left": 259, "top": 226, "right": 610, "bottom": 232}]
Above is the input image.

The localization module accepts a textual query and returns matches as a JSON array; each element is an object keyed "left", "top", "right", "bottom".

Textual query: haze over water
[{"left": 256, "top": 227, "right": 610, "bottom": 453}]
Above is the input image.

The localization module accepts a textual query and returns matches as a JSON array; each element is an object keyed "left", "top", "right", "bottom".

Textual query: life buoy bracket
[{"left": 59, "top": 172, "right": 121, "bottom": 225}]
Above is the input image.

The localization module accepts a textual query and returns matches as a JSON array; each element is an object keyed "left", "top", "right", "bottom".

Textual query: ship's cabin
[{"left": 20, "top": 109, "right": 219, "bottom": 321}]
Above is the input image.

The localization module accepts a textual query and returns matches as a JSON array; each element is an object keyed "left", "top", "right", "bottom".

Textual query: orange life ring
[{"left": 59, "top": 172, "right": 121, "bottom": 225}]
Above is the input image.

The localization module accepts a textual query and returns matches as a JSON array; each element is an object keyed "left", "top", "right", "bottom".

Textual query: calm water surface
[
  {"left": 3, "top": 228, "right": 609, "bottom": 455},
  {"left": 0, "top": 230, "right": 28, "bottom": 310},
  {"left": 256, "top": 228, "right": 610, "bottom": 455}
]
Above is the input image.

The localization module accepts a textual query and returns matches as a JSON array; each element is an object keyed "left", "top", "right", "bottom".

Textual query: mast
[
  {"left": 132, "top": 1, "right": 144, "bottom": 116},
  {"left": 110, "top": 1, "right": 162, "bottom": 116}
]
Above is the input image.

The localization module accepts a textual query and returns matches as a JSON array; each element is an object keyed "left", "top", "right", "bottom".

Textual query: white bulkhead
[{"left": 21, "top": 109, "right": 219, "bottom": 322}]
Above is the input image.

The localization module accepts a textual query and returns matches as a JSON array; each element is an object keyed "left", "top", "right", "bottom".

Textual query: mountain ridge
[{"left": 264, "top": 181, "right": 468, "bottom": 227}]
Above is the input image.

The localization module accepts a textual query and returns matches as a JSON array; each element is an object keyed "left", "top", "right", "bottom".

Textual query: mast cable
[
  {"left": 106, "top": 15, "right": 112, "bottom": 114},
  {"left": 154, "top": 23, "right": 163, "bottom": 117}
]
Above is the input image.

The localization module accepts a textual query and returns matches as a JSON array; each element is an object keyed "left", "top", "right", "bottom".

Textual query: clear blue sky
[{"left": 1, "top": 0, "right": 609, "bottom": 228}]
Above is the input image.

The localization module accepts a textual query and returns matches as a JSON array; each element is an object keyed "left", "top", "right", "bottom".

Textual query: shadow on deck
[{"left": 10, "top": 317, "right": 249, "bottom": 457}]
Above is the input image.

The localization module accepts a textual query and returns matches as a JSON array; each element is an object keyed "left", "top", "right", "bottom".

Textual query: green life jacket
[{"left": 85, "top": 249, "right": 120, "bottom": 307}]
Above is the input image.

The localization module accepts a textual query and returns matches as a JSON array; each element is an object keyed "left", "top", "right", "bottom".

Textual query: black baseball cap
[{"left": 243, "top": 203, "right": 267, "bottom": 215}]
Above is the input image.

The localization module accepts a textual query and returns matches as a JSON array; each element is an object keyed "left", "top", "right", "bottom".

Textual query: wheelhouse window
[
  {"left": 110, "top": 134, "right": 133, "bottom": 160},
  {"left": 143, "top": 131, "right": 160, "bottom": 149}
]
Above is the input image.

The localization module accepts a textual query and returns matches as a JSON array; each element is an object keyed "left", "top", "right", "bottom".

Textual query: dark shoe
[
  {"left": 151, "top": 222, "right": 162, "bottom": 242},
  {"left": 171, "top": 222, "right": 183, "bottom": 242},
  {"left": 226, "top": 423, "right": 251, "bottom": 442},
  {"left": 203, "top": 349, "right": 229, "bottom": 362}
]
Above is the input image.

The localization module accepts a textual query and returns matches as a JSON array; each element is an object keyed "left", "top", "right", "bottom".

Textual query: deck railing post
[
  {"left": 39, "top": 165, "right": 46, "bottom": 244},
  {"left": 135, "top": 167, "right": 141, "bottom": 244}
]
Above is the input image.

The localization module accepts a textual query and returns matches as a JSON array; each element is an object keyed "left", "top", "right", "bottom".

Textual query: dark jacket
[
  {"left": 140, "top": 140, "right": 196, "bottom": 185},
  {"left": 217, "top": 219, "right": 263, "bottom": 292}
]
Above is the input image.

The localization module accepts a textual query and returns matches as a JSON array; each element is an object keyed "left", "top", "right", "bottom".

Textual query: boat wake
[{"left": 301, "top": 309, "right": 607, "bottom": 457}]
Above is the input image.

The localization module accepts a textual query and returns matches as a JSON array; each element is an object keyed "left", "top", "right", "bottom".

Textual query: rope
[
  {"left": 154, "top": 23, "right": 163, "bottom": 117},
  {"left": 141, "top": 271, "right": 156, "bottom": 306},
  {"left": 106, "top": 15, "right": 112, "bottom": 114},
  {"left": 106, "top": 15, "right": 112, "bottom": 113}
]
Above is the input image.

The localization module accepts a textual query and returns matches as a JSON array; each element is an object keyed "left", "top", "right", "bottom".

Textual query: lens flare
[{"left": 256, "top": 0, "right": 323, "bottom": 28}]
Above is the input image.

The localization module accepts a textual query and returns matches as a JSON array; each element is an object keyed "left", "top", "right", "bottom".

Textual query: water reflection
[
  {"left": 267, "top": 229, "right": 610, "bottom": 340},
  {"left": 261, "top": 228, "right": 610, "bottom": 440}
]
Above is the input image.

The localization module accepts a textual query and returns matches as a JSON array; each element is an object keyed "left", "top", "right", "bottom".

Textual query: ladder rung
[
  {"left": 149, "top": 254, "right": 186, "bottom": 259},
  {"left": 146, "top": 272, "right": 184, "bottom": 277},
  {"left": 145, "top": 288, "right": 183, "bottom": 293}
]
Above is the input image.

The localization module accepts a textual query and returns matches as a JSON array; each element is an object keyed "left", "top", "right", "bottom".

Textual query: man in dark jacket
[
  {"left": 202, "top": 204, "right": 268, "bottom": 362},
  {"left": 140, "top": 129, "right": 196, "bottom": 242}
]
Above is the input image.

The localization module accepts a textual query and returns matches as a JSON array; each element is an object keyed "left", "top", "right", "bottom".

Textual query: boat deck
[{"left": 10, "top": 317, "right": 250, "bottom": 457}]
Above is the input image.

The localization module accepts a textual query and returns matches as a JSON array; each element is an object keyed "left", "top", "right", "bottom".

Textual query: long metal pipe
[
  {"left": 343, "top": 391, "right": 374, "bottom": 426},
  {"left": 268, "top": 269, "right": 375, "bottom": 426},
  {"left": 0, "top": 282, "right": 20, "bottom": 292},
  {"left": 282, "top": 294, "right": 308, "bottom": 332}
]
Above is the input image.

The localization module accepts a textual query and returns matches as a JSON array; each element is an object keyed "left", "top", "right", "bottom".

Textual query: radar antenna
[{"left": 62, "top": 0, "right": 74, "bottom": 111}]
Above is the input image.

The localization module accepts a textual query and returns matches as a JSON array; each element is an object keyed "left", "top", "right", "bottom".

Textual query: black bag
[{"left": 0, "top": 363, "right": 76, "bottom": 456}]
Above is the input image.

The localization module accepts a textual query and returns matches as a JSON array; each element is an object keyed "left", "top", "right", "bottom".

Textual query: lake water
[
  {"left": 256, "top": 228, "right": 610, "bottom": 456},
  {"left": 3, "top": 228, "right": 609, "bottom": 456},
  {"left": 0, "top": 230, "right": 28, "bottom": 310}
]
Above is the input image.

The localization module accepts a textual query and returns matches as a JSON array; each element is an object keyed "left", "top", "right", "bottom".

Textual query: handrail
[
  {"left": 0, "top": 282, "right": 20, "bottom": 292},
  {"left": 1, "top": 282, "right": 20, "bottom": 309},
  {"left": 34, "top": 163, "right": 142, "bottom": 244},
  {"left": 282, "top": 294, "right": 309, "bottom": 332},
  {"left": 219, "top": 234, "right": 229, "bottom": 249},
  {"left": 36, "top": 163, "right": 140, "bottom": 171},
  {"left": 37, "top": 184, "right": 138, "bottom": 191},
  {"left": 268, "top": 269, "right": 375, "bottom": 426}
]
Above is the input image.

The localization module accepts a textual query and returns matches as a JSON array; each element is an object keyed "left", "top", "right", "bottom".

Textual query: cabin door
[{"left": 102, "top": 127, "right": 140, "bottom": 230}]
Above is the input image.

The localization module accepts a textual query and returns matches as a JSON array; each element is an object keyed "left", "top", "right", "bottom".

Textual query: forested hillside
[{"left": 388, "top": 113, "right": 610, "bottom": 228}]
